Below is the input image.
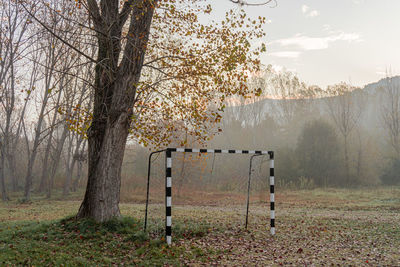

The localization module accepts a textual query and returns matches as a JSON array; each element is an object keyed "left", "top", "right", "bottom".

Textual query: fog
[
  {"left": 120, "top": 72, "right": 400, "bottom": 204},
  {"left": 1, "top": 1, "right": 400, "bottom": 265}
]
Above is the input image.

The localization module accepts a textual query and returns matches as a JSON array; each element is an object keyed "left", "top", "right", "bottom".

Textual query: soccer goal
[{"left": 144, "top": 148, "right": 275, "bottom": 245}]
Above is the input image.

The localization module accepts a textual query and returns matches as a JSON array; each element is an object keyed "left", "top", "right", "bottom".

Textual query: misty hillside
[
  {"left": 224, "top": 76, "right": 400, "bottom": 133},
  {"left": 363, "top": 76, "right": 400, "bottom": 94}
]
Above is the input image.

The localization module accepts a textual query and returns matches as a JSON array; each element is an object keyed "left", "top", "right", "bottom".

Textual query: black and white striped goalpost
[
  {"left": 269, "top": 151, "right": 275, "bottom": 235},
  {"left": 165, "top": 149, "right": 172, "bottom": 245},
  {"left": 164, "top": 148, "right": 275, "bottom": 245}
]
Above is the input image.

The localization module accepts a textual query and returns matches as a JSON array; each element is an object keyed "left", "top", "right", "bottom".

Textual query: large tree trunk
[
  {"left": 77, "top": 110, "right": 130, "bottom": 221},
  {"left": 76, "top": 0, "right": 156, "bottom": 222}
]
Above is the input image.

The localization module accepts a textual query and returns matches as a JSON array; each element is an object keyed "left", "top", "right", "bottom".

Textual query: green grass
[
  {"left": 0, "top": 187, "right": 399, "bottom": 266},
  {"left": 0, "top": 215, "right": 215, "bottom": 266}
]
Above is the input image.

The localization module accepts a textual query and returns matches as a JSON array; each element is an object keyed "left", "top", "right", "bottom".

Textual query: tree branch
[
  {"left": 230, "top": 0, "right": 277, "bottom": 7},
  {"left": 86, "top": 0, "right": 103, "bottom": 26},
  {"left": 20, "top": 2, "right": 96, "bottom": 63},
  {"left": 119, "top": 0, "right": 135, "bottom": 26}
]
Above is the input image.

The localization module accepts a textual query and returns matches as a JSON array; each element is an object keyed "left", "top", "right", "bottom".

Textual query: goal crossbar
[{"left": 145, "top": 148, "right": 275, "bottom": 245}]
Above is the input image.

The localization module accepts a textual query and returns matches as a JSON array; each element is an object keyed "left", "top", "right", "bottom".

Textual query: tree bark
[
  {"left": 77, "top": 110, "right": 130, "bottom": 220},
  {"left": 0, "top": 148, "right": 9, "bottom": 201},
  {"left": 77, "top": 0, "right": 156, "bottom": 222}
]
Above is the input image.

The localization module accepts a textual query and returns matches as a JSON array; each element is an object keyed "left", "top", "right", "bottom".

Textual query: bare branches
[
  {"left": 325, "top": 83, "right": 363, "bottom": 185},
  {"left": 230, "top": 0, "right": 277, "bottom": 7},
  {"left": 19, "top": 2, "right": 96, "bottom": 63},
  {"left": 118, "top": 0, "right": 156, "bottom": 77},
  {"left": 381, "top": 75, "right": 400, "bottom": 157},
  {"left": 325, "top": 83, "right": 362, "bottom": 139}
]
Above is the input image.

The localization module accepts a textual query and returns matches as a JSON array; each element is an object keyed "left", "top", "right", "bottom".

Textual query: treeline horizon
[{"left": 2, "top": 67, "right": 400, "bottom": 202}]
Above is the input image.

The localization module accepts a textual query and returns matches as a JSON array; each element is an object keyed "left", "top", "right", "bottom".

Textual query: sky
[{"left": 211, "top": 0, "right": 400, "bottom": 88}]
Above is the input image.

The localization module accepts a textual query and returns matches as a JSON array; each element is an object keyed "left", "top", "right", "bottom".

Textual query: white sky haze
[{"left": 212, "top": 0, "right": 400, "bottom": 88}]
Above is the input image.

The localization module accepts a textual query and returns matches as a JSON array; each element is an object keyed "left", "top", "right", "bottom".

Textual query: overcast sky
[{"left": 211, "top": 0, "right": 400, "bottom": 88}]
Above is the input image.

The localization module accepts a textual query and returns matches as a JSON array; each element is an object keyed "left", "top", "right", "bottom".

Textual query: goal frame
[{"left": 145, "top": 148, "right": 275, "bottom": 245}]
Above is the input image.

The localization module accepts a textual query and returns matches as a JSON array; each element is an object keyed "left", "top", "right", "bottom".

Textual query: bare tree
[
  {"left": 22, "top": 14, "right": 66, "bottom": 201},
  {"left": 271, "top": 70, "right": 307, "bottom": 126},
  {"left": 0, "top": 0, "right": 34, "bottom": 200},
  {"left": 381, "top": 75, "right": 400, "bottom": 158},
  {"left": 325, "top": 83, "right": 363, "bottom": 185}
]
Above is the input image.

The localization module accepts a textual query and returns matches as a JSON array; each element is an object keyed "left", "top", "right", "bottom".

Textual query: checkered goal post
[{"left": 164, "top": 148, "right": 275, "bottom": 245}]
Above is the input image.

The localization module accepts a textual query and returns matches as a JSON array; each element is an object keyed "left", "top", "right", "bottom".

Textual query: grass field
[{"left": 0, "top": 187, "right": 399, "bottom": 266}]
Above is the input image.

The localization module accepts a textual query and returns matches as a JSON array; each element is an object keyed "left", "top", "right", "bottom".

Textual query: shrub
[
  {"left": 381, "top": 159, "right": 400, "bottom": 185},
  {"left": 296, "top": 119, "right": 342, "bottom": 187}
]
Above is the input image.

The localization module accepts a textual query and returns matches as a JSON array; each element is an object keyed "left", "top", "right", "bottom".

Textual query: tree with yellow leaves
[{"left": 22, "top": 0, "right": 269, "bottom": 221}]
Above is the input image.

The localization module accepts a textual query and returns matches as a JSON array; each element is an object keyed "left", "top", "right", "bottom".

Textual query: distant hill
[
  {"left": 224, "top": 76, "right": 400, "bottom": 133},
  {"left": 363, "top": 76, "right": 400, "bottom": 94}
]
